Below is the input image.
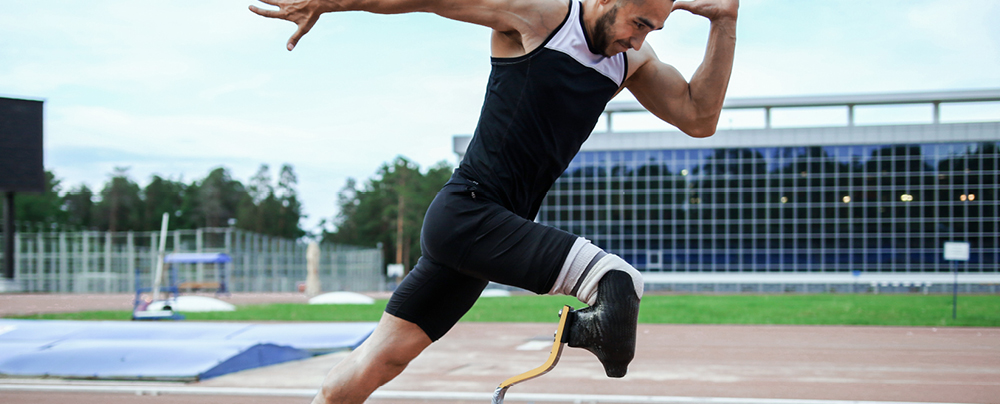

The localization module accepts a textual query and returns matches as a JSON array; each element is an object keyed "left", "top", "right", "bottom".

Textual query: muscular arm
[
  {"left": 624, "top": 0, "right": 738, "bottom": 138},
  {"left": 250, "top": 0, "right": 563, "bottom": 52}
]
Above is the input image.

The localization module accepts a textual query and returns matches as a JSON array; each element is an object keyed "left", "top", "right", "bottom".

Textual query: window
[{"left": 538, "top": 141, "right": 997, "bottom": 273}]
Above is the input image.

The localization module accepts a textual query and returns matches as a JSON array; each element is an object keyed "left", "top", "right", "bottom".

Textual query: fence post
[
  {"left": 196, "top": 228, "right": 204, "bottom": 283},
  {"left": 275, "top": 236, "right": 281, "bottom": 292},
  {"left": 250, "top": 233, "right": 256, "bottom": 292},
  {"left": 13, "top": 234, "right": 20, "bottom": 290},
  {"left": 103, "top": 232, "right": 112, "bottom": 293},
  {"left": 149, "top": 231, "right": 158, "bottom": 292},
  {"left": 21, "top": 234, "right": 31, "bottom": 291},
  {"left": 265, "top": 235, "right": 274, "bottom": 292},
  {"left": 288, "top": 238, "right": 294, "bottom": 292},
  {"left": 254, "top": 233, "right": 262, "bottom": 292},
  {"left": 243, "top": 230, "right": 251, "bottom": 292},
  {"left": 243, "top": 231, "right": 250, "bottom": 292},
  {"left": 248, "top": 232, "right": 254, "bottom": 292},
  {"left": 127, "top": 231, "right": 135, "bottom": 293},
  {"left": 171, "top": 229, "right": 181, "bottom": 289},
  {"left": 79, "top": 231, "right": 89, "bottom": 293},
  {"left": 225, "top": 228, "right": 231, "bottom": 290},
  {"left": 287, "top": 238, "right": 294, "bottom": 292},
  {"left": 236, "top": 230, "right": 245, "bottom": 292},
  {"left": 23, "top": 234, "right": 33, "bottom": 292},
  {"left": 36, "top": 231, "right": 44, "bottom": 292},
  {"left": 20, "top": 234, "right": 28, "bottom": 291},
  {"left": 265, "top": 235, "right": 272, "bottom": 292},
  {"left": 282, "top": 238, "right": 289, "bottom": 292},
  {"left": 278, "top": 237, "right": 285, "bottom": 292},
  {"left": 259, "top": 235, "right": 274, "bottom": 292},
  {"left": 59, "top": 232, "right": 68, "bottom": 292}
]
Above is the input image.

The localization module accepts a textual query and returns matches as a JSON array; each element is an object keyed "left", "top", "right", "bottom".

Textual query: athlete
[{"left": 251, "top": 0, "right": 737, "bottom": 402}]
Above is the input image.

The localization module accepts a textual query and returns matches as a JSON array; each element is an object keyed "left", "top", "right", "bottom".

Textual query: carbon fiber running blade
[{"left": 491, "top": 305, "right": 572, "bottom": 404}]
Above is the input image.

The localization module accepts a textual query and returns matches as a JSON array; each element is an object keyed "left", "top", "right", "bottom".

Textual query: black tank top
[{"left": 454, "top": 0, "right": 627, "bottom": 220}]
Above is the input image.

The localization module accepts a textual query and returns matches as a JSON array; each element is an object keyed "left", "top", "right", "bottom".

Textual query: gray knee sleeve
[
  {"left": 549, "top": 237, "right": 644, "bottom": 305},
  {"left": 575, "top": 254, "right": 643, "bottom": 305}
]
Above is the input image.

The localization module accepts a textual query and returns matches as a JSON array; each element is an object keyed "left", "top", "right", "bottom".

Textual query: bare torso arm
[
  {"left": 250, "top": 0, "right": 567, "bottom": 55},
  {"left": 624, "top": 0, "right": 738, "bottom": 138}
]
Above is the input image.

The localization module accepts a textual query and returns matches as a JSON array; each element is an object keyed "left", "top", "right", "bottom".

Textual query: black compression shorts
[{"left": 385, "top": 182, "right": 578, "bottom": 341}]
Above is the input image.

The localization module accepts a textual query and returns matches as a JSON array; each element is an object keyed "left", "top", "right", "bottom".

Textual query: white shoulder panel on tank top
[{"left": 543, "top": 0, "right": 627, "bottom": 86}]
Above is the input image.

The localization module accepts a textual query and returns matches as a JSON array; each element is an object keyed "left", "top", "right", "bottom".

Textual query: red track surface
[{"left": 2, "top": 293, "right": 998, "bottom": 403}]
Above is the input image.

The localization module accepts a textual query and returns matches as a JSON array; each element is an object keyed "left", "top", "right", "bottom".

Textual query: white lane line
[
  {"left": 516, "top": 339, "right": 555, "bottom": 350},
  {"left": 0, "top": 384, "right": 973, "bottom": 404}
]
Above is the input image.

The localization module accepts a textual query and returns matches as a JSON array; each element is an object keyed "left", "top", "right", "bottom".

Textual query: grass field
[{"left": 9, "top": 294, "right": 1000, "bottom": 327}]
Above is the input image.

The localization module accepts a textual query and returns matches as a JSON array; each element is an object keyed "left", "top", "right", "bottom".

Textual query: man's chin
[{"left": 604, "top": 44, "right": 627, "bottom": 57}]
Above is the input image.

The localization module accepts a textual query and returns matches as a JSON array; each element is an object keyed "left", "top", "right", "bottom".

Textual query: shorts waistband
[{"left": 444, "top": 172, "right": 504, "bottom": 206}]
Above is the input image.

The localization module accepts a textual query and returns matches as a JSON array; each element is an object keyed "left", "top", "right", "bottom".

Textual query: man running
[{"left": 251, "top": 0, "right": 737, "bottom": 402}]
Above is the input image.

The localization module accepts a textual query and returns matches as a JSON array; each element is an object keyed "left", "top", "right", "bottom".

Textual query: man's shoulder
[
  {"left": 491, "top": 0, "right": 573, "bottom": 58},
  {"left": 512, "top": 0, "right": 573, "bottom": 29},
  {"left": 623, "top": 46, "right": 658, "bottom": 84},
  {"left": 511, "top": 0, "right": 572, "bottom": 14}
]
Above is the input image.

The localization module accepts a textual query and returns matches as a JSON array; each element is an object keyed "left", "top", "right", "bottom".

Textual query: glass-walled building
[
  {"left": 540, "top": 142, "right": 998, "bottom": 273},
  {"left": 455, "top": 90, "right": 1000, "bottom": 279}
]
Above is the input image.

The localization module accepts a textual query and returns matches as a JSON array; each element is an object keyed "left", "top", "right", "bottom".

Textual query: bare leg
[{"left": 311, "top": 312, "right": 432, "bottom": 404}]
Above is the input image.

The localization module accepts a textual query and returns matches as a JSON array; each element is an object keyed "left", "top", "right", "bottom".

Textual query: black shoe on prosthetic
[{"left": 566, "top": 270, "right": 639, "bottom": 378}]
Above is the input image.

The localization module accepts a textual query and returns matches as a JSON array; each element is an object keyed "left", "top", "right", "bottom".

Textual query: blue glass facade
[{"left": 537, "top": 142, "right": 1000, "bottom": 273}]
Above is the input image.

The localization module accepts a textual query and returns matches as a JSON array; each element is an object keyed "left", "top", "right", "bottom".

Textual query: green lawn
[{"left": 9, "top": 294, "right": 999, "bottom": 327}]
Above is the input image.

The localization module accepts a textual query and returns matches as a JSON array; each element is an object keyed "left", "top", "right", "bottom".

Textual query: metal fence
[{"left": 0, "top": 228, "right": 385, "bottom": 294}]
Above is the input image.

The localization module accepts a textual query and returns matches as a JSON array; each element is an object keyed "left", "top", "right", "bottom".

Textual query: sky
[{"left": 2, "top": 0, "right": 999, "bottom": 235}]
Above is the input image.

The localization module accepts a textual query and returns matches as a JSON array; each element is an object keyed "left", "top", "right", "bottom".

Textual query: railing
[
  {"left": 601, "top": 88, "right": 1000, "bottom": 131},
  {"left": 0, "top": 228, "right": 384, "bottom": 294}
]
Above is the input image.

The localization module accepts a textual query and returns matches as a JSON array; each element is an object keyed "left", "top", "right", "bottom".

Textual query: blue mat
[{"left": 0, "top": 319, "right": 375, "bottom": 381}]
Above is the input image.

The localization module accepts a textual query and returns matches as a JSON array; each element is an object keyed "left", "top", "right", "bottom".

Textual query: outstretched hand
[
  {"left": 249, "top": 0, "right": 327, "bottom": 51},
  {"left": 672, "top": 0, "right": 739, "bottom": 22}
]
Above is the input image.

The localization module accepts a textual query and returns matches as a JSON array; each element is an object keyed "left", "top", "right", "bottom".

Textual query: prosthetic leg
[
  {"left": 491, "top": 305, "right": 573, "bottom": 404},
  {"left": 491, "top": 272, "right": 641, "bottom": 403},
  {"left": 565, "top": 270, "right": 639, "bottom": 377}
]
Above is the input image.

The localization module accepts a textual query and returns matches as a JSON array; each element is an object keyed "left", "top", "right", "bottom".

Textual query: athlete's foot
[{"left": 566, "top": 271, "right": 639, "bottom": 378}]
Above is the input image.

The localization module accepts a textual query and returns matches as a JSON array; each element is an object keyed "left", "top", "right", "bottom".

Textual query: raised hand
[
  {"left": 672, "top": 0, "right": 739, "bottom": 22},
  {"left": 249, "top": 0, "right": 330, "bottom": 51}
]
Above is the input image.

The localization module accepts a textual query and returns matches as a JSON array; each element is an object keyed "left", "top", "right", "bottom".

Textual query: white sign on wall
[
  {"left": 387, "top": 264, "right": 405, "bottom": 277},
  {"left": 943, "top": 242, "right": 970, "bottom": 261}
]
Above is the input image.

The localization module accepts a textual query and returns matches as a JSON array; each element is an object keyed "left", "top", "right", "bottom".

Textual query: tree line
[
  {"left": 322, "top": 157, "right": 453, "bottom": 273},
  {"left": 12, "top": 164, "right": 305, "bottom": 239},
  {"left": 11, "top": 156, "right": 456, "bottom": 267}
]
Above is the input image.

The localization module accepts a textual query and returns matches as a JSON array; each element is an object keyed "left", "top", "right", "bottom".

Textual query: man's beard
[{"left": 590, "top": 5, "right": 618, "bottom": 57}]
